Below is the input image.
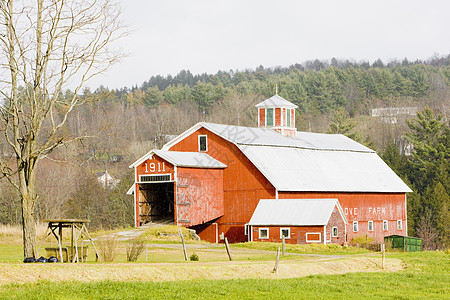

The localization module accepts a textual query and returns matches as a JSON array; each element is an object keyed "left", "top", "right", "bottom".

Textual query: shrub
[
  {"left": 96, "top": 236, "right": 119, "bottom": 262},
  {"left": 189, "top": 253, "right": 199, "bottom": 261},
  {"left": 126, "top": 237, "right": 146, "bottom": 262},
  {"left": 350, "top": 235, "right": 379, "bottom": 251}
]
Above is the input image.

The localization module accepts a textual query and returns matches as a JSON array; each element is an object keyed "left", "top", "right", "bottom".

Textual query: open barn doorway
[{"left": 138, "top": 182, "right": 175, "bottom": 225}]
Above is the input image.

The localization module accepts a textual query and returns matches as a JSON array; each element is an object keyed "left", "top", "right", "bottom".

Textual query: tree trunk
[{"left": 22, "top": 194, "right": 37, "bottom": 258}]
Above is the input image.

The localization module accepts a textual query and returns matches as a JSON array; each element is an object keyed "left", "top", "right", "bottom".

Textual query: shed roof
[
  {"left": 129, "top": 150, "right": 227, "bottom": 169},
  {"left": 248, "top": 199, "right": 346, "bottom": 226},
  {"left": 255, "top": 95, "right": 298, "bottom": 109}
]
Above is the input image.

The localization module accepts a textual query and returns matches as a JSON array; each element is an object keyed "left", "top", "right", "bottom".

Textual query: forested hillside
[{"left": 1, "top": 56, "right": 449, "bottom": 248}]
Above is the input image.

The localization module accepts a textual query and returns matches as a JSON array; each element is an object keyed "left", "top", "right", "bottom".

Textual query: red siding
[
  {"left": 176, "top": 167, "right": 224, "bottom": 227},
  {"left": 169, "top": 127, "right": 276, "bottom": 242},
  {"left": 275, "top": 108, "right": 281, "bottom": 126},
  {"left": 259, "top": 109, "right": 265, "bottom": 127},
  {"left": 326, "top": 207, "right": 347, "bottom": 244},
  {"left": 279, "top": 192, "right": 406, "bottom": 242}
]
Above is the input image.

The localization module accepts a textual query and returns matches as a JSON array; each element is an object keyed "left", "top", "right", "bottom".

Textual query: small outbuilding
[
  {"left": 247, "top": 199, "right": 347, "bottom": 245},
  {"left": 384, "top": 235, "right": 422, "bottom": 252}
]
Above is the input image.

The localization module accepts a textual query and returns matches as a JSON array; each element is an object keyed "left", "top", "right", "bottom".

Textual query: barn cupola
[{"left": 255, "top": 94, "right": 298, "bottom": 137}]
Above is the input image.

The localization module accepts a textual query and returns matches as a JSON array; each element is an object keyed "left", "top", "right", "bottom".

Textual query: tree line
[{"left": 1, "top": 54, "right": 449, "bottom": 249}]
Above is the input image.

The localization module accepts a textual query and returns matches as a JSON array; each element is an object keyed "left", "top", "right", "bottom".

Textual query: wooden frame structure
[{"left": 38, "top": 219, "right": 101, "bottom": 263}]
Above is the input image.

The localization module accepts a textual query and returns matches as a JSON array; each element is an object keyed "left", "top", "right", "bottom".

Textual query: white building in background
[
  {"left": 96, "top": 170, "right": 120, "bottom": 189},
  {"left": 371, "top": 107, "right": 418, "bottom": 124}
]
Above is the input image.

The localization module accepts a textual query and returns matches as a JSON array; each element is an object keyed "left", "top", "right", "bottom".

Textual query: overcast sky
[{"left": 87, "top": 0, "right": 450, "bottom": 90}]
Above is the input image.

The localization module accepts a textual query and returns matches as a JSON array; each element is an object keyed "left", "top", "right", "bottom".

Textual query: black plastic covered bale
[
  {"left": 36, "top": 256, "right": 48, "bottom": 263},
  {"left": 47, "top": 256, "right": 59, "bottom": 263}
]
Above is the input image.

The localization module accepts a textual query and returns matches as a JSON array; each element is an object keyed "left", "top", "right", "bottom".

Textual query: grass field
[
  {"left": 0, "top": 252, "right": 448, "bottom": 299},
  {"left": 1, "top": 225, "right": 448, "bottom": 299}
]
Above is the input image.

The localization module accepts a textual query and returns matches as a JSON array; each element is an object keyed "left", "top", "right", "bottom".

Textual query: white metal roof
[
  {"left": 248, "top": 199, "right": 346, "bottom": 226},
  {"left": 159, "top": 122, "right": 411, "bottom": 193},
  {"left": 255, "top": 95, "right": 298, "bottom": 108},
  {"left": 129, "top": 150, "right": 227, "bottom": 169},
  {"left": 198, "top": 123, "right": 374, "bottom": 152},
  {"left": 239, "top": 145, "right": 412, "bottom": 192}
]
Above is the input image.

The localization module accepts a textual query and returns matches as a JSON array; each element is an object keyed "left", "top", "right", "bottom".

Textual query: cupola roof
[{"left": 255, "top": 94, "right": 298, "bottom": 109}]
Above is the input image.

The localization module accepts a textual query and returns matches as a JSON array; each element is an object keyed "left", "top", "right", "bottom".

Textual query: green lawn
[{"left": 0, "top": 251, "right": 448, "bottom": 299}]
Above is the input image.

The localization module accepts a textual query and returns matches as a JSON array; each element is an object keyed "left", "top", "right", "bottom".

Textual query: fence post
[
  {"left": 272, "top": 247, "right": 280, "bottom": 274},
  {"left": 282, "top": 236, "right": 286, "bottom": 256},
  {"left": 381, "top": 243, "right": 385, "bottom": 269},
  {"left": 224, "top": 237, "right": 233, "bottom": 261},
  {"left": 179, "top": 228, "right": 188, "bottom": 261}
]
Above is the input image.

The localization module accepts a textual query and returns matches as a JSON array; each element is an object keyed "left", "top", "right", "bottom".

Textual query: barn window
[
  {"left": 244, "top": 224, "right": 249, "bottom": 235},
  {"left": 353, "top": 221, "right": 358, "bottom": 232},
  {"left": 259, "top": 228, "right": 269, "bottom": 239},
  {"left": 266, "top": 108, "right": 274, "bottom": 126},
  {"left": 280, "top": 228, "right": 290, "bottom": 239},
  {"left": 368, "top": 221, "right": 373, "bottom": 232},
  {"left": 397, "top": 220, "right": 402, "bottom": 230},
  {"left": 287, "top": 109, "right": 291, "bottom": 127},
  {"left": 140, "top": 174, "right": 171, "bottom": 182},
  {"left": 383, "top": 220, "right": 388, "bottom": 231},
  {"left": 332, "top": 227, "right": 338, "bottom": 237},
  {"left": 306, "top": 233, "right": 321, "bottom": 243},
  {"left": 198, "top": 135, "right": 207, "bottom": 152}
]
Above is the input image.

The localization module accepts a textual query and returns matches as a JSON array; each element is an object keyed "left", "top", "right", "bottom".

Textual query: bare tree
[{"left": 0, "top": 0, "right": 126, "bottom": 258}]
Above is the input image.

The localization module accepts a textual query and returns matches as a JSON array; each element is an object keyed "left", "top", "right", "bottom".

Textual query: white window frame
[
  {"left": 397, "top": 220, "right": 402, "bottom": 230},
  {"left": 353, "top": 221, "right": 358, "bottom": 232},
  {"left": 383, "top": 220, "right": 388, "bottom": 231},
  {"left": 280, "top": 228, "right": 290, "bottom": 239},
  {"left": 198, "top": 135, "right": 207, "bottom": 152},
  {"left": 368, "top": 220, "right": 373, "bottom": 232},
  {"left": 332, "top": 226, "right": 338, "bottom": 237},
  {"left": 306, "top": 232, "right": 321, "bottom": 243},
  {"left": 244, "top": 224, "right": 249, "bottom": 236},
  {"left": 259, "top": 228, "right": 269, "bottom": 239}
]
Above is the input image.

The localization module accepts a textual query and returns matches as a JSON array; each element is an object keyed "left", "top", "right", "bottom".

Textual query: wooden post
[
  {"left": 282, "top": 236, "right": 286, "bottom": 256},
  {"left": 57, "top": 234, "right": 64, "bottom": 263},
  {"left": 272, "top": 247, "right": 280, "bottom": 274},
  {"left": 381, "top": 243, "right": 386, "bottom": 269},
  {"left": 36, "top": 225, "right": 51, "bottom": 258},
  {"left": 179, "top": 228, "right": 188, "bottom": 261},
  {"left": 145, "top": 246, "right": 148, "bottom": 262},
  {"left": 70, "top": 224, "right": 74, "bottom": 263},
  {"left": 224, "top": 237, "right": 233, "bottom": 261},
  {"left": 81, "top": 224, "right": 101, "bottom": 262}
]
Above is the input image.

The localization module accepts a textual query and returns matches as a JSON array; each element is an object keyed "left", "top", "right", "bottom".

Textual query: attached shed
[
  {"left": 129, "top": 150, "right": 227, "bottom": 227},
  {"left": 247, "top": 199, "right": 347, "bottom": 245}
]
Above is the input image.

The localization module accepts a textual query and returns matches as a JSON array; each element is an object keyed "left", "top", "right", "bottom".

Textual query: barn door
[{"left": 176, "top": 183, "right": 191, "bottom": 225}]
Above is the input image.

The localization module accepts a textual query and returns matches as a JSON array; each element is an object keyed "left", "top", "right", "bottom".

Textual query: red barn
[{"left": 129, "top": 95, "right": 411, "bottom": 244}]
